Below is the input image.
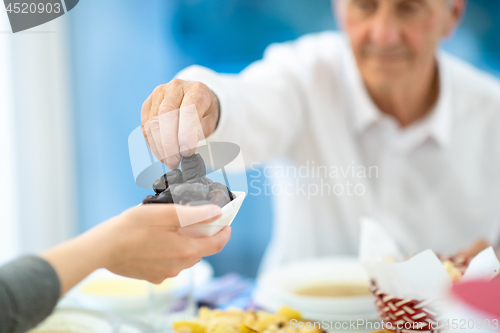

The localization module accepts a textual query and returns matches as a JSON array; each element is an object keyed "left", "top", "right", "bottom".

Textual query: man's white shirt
[{"left": 176, "top": 31, "right": 500, "bottom": 273}]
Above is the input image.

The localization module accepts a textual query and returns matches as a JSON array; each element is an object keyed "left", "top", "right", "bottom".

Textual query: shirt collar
[{"left": 343, "top": 40, "right": 453, "bottom": 149}]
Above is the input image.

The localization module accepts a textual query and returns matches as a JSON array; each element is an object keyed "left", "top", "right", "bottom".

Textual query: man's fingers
[
  {"left": 141, "top": 94, "right": 153, "bottom": 146},
  {"left": 147, "top": 85, "right": 167, "bottom": 162},
  {"left": 177, "top": 104, "right": 203, "bottom": 157},
  {"left": 149, "top": 84, "right": 166, "bottom": 122},
  {"left": 144, "top": 117, "right": 165, "bottom": 162},
  {"left": 178, "top": 85, "right": 212, "bottom": 156},
  {"left": 142, "top": 80, "right": 213, "bottom": 165},
  {"left": 158, "top": 83, "right": 184, "bottom": 170},
  {"left": 159, "top": 107, "right": 181, "bottom": 170},
  {"left": 142, "top": 95, "right": 163, "bottom": 161}
]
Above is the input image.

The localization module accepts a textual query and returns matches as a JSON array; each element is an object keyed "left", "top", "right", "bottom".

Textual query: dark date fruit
[
  {"left": 152, "top": 169, "right": 183, "bottom": 194},
  {"left": 144, "top": 154, "right": 235, "bottom": 208},
  {"left": 156, "top": 189, "right": 174, "bottom": 203},
  {"left": 171, "top": 183, "right": 209, "bottom": 204},
  {"left": 152, "top": 175, "right": 168, "bottom": 194},
  {"left": 142, "top": 194, "right": 159, "bottom": 204},
  {"left": 181, "top": 153, "right": 206, "bottom": 182},
  {"left": 166, "top": 169, "right": 183, "bottom": 185},
  {"left": 208, "top": 189, "right": 230, "bottom": 208},
  {"left": 142, "top": 189, "right": 174, "bottom": 204},
  {"left": 209, "top": 182, "right": 235, "bottom": 201},
  {"left": 188, "top": 176, "right": 214, "bottom": 186}
]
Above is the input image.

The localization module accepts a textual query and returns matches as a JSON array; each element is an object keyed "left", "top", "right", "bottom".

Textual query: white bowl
[
  {"left": 72, "top": 260, "right": 213, "bottom": 312},
  {"left": 253, "top": 256, "right": 378, "bottom": 321},
  {"left": 180, "top": 191, "right": 246, "bottom": 237},
  {"left": 29, "top": 307, "right": 153, "bottom": 333}
]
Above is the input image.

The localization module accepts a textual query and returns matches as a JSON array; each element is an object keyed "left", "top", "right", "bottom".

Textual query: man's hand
[
  {"left": 458, "top": 239, "right": 499, "bottom": 260},
  {"left": 141, "top": 79, "right": 220, "bottom": 170}
]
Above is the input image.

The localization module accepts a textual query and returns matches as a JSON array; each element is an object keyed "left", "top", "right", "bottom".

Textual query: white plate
[
  {"left": 29, "top": 307, "right": 153, "bottom": 333},
  {"left": 180, "top": 191, "right": 246, "bottom": 237},
  {"left": 72, "top": 260, "right": 213, "bottom": 312},
  {"left": 253, "top": 257, "right": 378, "bottom": 321}
]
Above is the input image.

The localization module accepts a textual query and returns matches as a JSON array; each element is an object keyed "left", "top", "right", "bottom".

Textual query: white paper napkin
[{"left": 360, "top": 217, "right": 500, "bottom": 300}]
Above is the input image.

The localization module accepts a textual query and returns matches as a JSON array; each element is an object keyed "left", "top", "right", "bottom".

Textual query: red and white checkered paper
[{"left": 370, "top": 256, "right": 470, "bottom": 333}]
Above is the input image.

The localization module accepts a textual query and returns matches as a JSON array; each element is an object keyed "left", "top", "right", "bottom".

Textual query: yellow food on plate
[
  {"left": 173, "top": 322, "right": 206, "bottom": 333},
  {"left": 276, "top": 306, "right": 301, "bottom": 320},
  {"left": 173, "top": 306, "right": 323, "bottom": 333},
  {"left": 80, "top": 278, "right": 175, "bottom": 296},
  {"left": 294, "top": 283, "right": 371, "bottom": 297}
]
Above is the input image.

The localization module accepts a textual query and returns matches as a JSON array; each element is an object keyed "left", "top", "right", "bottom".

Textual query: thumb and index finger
[
  {"left": 177, "top": 83, "right": 213, "bottom": 157},
  {"left": 141, "top": 81, "right": 211, "bottom": 170},
  {"left": 137, "top": 203, "right": 231, "bottom": 255}
]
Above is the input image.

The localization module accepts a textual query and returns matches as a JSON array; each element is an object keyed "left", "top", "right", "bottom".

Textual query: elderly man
[{"left": 141, "top": 0, "right": 500, "bottom": 272}]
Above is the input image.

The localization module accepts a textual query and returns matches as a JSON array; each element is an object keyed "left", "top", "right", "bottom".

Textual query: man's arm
[{"left": 142, "top": 38, "right": 313, "bottom": 169}]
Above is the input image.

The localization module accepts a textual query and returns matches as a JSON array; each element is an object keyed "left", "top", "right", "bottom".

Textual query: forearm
[{"left": 40, "top": 219, "right": 116, "bottom": 295}]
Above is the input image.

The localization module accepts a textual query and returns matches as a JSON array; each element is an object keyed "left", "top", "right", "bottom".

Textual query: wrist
[
  {"left": 40, "top": 228, "right": 114, "bottom": 295},
  {"left": 81, "top": 217, "right": 121, "bottom": 270}
]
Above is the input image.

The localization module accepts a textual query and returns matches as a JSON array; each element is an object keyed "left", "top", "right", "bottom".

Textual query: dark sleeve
[{"left": 0, "top": 256, "right": 61, "bottom": 333}]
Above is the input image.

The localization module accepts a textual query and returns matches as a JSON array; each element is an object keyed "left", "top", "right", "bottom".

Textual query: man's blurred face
[{"left": 337, "top": 0, "right": 460, "bottom": 89}]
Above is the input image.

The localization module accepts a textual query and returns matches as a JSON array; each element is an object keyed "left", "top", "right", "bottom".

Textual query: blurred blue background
[{"left": 67, "top": 0, "right": 500, "bottom": 278}]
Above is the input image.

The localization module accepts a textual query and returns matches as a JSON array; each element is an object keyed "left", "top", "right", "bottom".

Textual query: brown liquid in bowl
[{"left": 295, "top": 283, "right": 371, "bottom": 297}]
